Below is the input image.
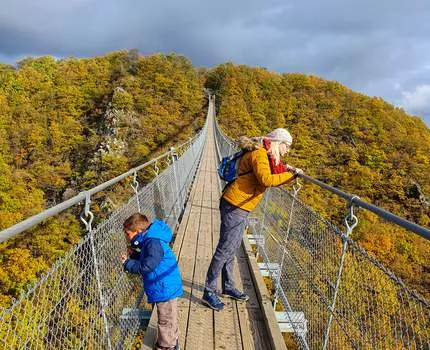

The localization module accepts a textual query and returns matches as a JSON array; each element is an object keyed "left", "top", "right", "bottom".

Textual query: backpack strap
[
  {"left": 231, "top": 150, "right": 245, "bottom": 160},
  {"left": 221, "top": 153, "right": 252, "bottom": 193}
]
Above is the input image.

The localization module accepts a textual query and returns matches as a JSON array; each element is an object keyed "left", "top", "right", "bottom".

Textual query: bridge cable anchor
[
  {"left": 80, "top": 191, "right": 94, "bottom": 232},
  {"left": 131, "top": 170, "right": 141, "bottom": 213},
  {"left": 292, "top": 177, "right": 302, "bottom": 198},
  {"left": 344, "top": 195, "right": 360, "bottom": 239},
  {"left": 170, "top": 147, "right": 178, "bottom": 162},
  {"left": 153, "top": 160, "right": 160, "bottom": 176}
]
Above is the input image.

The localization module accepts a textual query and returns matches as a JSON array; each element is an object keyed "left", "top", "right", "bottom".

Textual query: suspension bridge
[{"left": 0, "top": 96, "right": 429, "bottom": 349}]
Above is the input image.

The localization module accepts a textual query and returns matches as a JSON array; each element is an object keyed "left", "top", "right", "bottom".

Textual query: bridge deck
[{"left": 142, "top": 105, "right": 285, "bottom": 349}]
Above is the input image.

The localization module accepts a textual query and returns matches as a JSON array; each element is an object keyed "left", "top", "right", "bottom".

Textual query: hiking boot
[
  {"left": 202, "top": 290, "right": 225, "bottom": 311},
  {"left": 222, "top": 288, "right": 249, "bottom": 301}
]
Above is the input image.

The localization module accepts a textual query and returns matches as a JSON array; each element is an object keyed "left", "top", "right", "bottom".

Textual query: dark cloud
[{"left": 0, "top": 0, "right": 429, "bottom": 124}]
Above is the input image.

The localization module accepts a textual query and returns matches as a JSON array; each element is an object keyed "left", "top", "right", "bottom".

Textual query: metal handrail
[{"left": 298, "top": 174, "right": 430, "bottom": 240}]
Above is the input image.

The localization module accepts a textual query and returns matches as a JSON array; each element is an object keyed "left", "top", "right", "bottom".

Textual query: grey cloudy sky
[{"left": 1, "top": 0, "right": 430, "bottom": 125}]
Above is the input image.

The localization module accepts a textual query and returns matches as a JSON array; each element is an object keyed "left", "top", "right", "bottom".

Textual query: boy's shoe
[
  {"left": 154, "top": 343, "right": 179, "bottom": 350},
  {"left": 222, "top": 288, "right": 249, "bottom": 301},
  {"left": 202, "top": 290, "right": 225, "bottom": 311}
]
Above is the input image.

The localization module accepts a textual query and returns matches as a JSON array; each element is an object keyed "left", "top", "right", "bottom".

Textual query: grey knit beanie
[{"left": 266, "top": 128, "right": 293, "bottom": 145}]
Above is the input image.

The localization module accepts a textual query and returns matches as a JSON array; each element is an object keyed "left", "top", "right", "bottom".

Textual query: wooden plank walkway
[{"left": 143, "top": 102, "right": 286, "bottom": 350}]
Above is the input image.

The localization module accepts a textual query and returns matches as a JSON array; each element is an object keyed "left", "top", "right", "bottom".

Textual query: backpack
[{"left": 217, "top": 150, "right": 251, "bottom": 183}]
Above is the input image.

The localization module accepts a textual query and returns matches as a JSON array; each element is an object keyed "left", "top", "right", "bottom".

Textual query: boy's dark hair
[{"left": 123, "top": 213, "right": 149, "bottom": 232}]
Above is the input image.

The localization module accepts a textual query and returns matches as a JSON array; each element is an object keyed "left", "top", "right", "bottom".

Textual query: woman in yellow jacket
[{"left": 203, "top": 128, "right": 302, "bottom": 310}]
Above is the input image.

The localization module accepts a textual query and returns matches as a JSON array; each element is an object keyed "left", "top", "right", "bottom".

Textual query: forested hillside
[
  {"left": 206, "top": 63, "right": 430, "bottom": 298},
  {"left": 1, "top": 56, "right": 428, "bottom": 309},
  {"left": 0, "top": 51, "right": 205, "bottom": 307}
]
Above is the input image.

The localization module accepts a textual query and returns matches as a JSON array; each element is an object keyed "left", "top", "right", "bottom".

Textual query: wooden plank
[
  {"left": 180, "top": 156, "right": 206, "bottom": 283},
  {"left": 182, "top": 141, "right": 216, "bottom": 349},
  {"left": 192, "top": 206, "right": 212, "bottom": 300},
  {"left": 184, "top": 306, "right": 214, "bottom": 349},
  {"left": 178, "top": 155, "right": 207, "bottom": 348},
  {"left": 242, "top": 237, "right": 288, "bottom": 350},
  {"left": 141, "top": 304, "right": 158, "bottom": 350},
  {"left": 172, "top": 174, "right": 197, "bottom": 256},
  {"left": 177, "top": 184, "right": 203, "bottom": 308},
  {"left": 236, "top": 247, "right": 261, "bottom": 310},
  {"left": 236, "top": 245, "right": 270, "bottom": 350},
  {"left": 233, "top": 262, "right": 255, "bottom": 350},
  {"left": 247, "top": 309, "right": 274, "bottom": 350}
]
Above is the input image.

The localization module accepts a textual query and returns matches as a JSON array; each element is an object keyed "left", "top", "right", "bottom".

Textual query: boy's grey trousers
[
  {"left": 155, "top": 298, "right": 179, "bottom": 349},
  {"left": 205, "top": 199, "right": 249, "bottom": 293}
]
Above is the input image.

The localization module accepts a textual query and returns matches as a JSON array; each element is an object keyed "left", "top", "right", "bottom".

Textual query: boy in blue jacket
[{"left": 121, "top": 213, "right": 183, "bottom": 350}]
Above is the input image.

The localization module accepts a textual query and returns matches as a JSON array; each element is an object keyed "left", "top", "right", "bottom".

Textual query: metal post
[
  {"left": 153, "top": 161, "right": 165, "bottom": 219},
  {"left": 322, "top": 197, "right": 359, "bottom": 350},
  {"left": 190, "top": 137, "right": 195, "bottom": 162},
  {"left": 167, "top": 147, "right": 179, "bottom": 226},
  {"left": 80, "top": 192, "right": 112, "bottom": 350},
  {"left": 171, "top": 147, "right": 183, "bottom": 221},
  {"left": 131, "top": 171, "right": 140, "bottom": 213}
]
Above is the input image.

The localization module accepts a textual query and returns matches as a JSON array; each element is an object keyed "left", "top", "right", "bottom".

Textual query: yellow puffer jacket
[{"left": 222, "top": 148, "right": 295, "bottom": 212}]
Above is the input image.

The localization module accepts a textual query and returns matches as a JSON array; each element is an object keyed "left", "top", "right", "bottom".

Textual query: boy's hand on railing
[{"left": 120, "top": 253, "right": 128, "bottom": 264}]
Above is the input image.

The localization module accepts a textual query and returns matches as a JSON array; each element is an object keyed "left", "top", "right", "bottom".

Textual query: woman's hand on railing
[{"left": 293, "top": 168, "right": 304, "bottom": 177}]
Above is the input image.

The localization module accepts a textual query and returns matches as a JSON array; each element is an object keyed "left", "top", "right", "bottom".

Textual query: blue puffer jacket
[{"left": 124, "top": 219, "right": 183, "bottom": 303}]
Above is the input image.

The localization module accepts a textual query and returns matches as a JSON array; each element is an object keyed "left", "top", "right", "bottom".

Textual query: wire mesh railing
[
  {"left": 214, "top": 116, "right": 430, "bottom": 350},
  {"left": 0, "top": 119, "right": 207, "bottom": 349}
]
